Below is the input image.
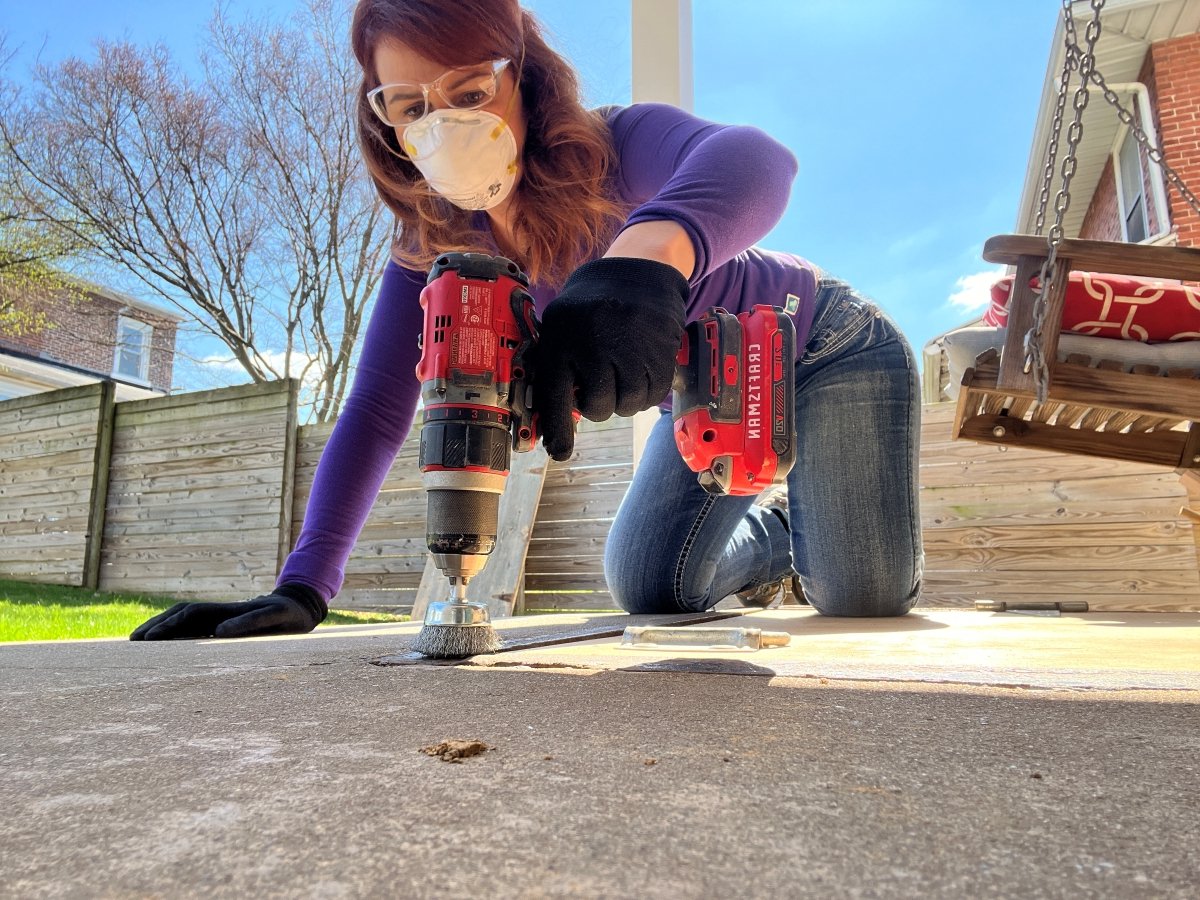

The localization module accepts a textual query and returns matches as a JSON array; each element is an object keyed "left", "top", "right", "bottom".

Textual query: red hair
[{"left": 350, "top": 0, "right": 629, "bottom": 286}]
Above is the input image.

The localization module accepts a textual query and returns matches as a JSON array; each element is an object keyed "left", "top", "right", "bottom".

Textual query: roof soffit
[{"left": 1016, "top": 0, "right": 1200, "bottom": 237}]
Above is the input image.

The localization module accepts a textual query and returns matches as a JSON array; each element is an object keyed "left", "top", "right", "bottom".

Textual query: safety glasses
[{"left": 367, "top": 58, "right": 511, "bottom": 128}]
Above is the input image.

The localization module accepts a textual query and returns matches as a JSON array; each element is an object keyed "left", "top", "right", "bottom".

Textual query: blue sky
[{"left": 4, "top": 1, "right": 1058, "bottom": 384}]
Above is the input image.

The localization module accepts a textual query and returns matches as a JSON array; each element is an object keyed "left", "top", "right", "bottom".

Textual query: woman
[{"left": 131, "top": 0, "right": 922, "bottom": 641}]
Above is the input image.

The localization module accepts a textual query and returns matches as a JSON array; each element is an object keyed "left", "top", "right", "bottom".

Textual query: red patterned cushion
[{"left": 985, "top": 271, "right": 1200, "bottom": 342}]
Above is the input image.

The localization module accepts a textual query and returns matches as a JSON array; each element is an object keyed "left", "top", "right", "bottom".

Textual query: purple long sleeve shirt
[{"left": 279, "top": 103, "right": 819, "bottom": 601}]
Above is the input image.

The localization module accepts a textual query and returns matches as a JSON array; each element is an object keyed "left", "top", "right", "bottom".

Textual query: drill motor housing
[{"left": 415, "top": 253, "right": 538, "bottom": 585}]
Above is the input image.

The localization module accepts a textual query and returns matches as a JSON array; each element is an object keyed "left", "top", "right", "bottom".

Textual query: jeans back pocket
[{"left": 800, "top": 283, "right": 877, "bottom": 365}]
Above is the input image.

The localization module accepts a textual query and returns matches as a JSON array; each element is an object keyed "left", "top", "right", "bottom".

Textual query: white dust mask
[{"left": 403, "top": 109, "right": 519, "bottom": 211}]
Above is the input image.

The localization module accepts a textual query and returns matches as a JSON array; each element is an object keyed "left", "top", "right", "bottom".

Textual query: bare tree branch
[
  {"left": 0, "top": 2, "right": 390, "bottom": 419},
  {"left": 0, "top": 33, "right": 91, "bottom": 336}
]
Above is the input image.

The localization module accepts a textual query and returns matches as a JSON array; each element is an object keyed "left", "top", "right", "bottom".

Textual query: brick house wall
[
  {"left": 1, "top": 287, "right": 177, "bottom": 392},
  {"left": 1151, "top": 32, "right": 1200, "bottom": 248},
  {"left": 1078, "top": 33, "right": 1200, "bottom": 248},
  {"left": 1079, "top": 156, "right": 1124, "bottom": 241}
]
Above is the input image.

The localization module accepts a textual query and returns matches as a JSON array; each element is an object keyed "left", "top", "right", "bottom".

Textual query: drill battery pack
[{"left": 672, "top": 305, "right": 796, "bottom": 496}]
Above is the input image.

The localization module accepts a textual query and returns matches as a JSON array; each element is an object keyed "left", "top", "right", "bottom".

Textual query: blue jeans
[{"left": 604, "top": 273, "right": 924, "bottom": 616}]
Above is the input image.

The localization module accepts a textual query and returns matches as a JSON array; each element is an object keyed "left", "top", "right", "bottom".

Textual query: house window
[
  {"left": 1116, "top": 129, "right": 1148, "bottom": 243},
  {"left": 114, "top": 316, "right": 153, "bottom": 382}
]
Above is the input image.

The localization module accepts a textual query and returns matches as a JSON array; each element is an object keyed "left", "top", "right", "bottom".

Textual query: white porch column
[
  {"left": 631, "top": 0, "right": 693, "bottom": 110},
  {"left": 629, "top": 0, "right": 693, "bottom": 470}
]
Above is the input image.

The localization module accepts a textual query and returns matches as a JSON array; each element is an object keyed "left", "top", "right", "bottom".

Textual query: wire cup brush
[{"left": 411, "top": 595, "right": 501, "bottom": 659}]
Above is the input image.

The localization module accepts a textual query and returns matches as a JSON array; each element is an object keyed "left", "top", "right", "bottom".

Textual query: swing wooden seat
[
  {"left": 951, "top": 0, "right": 1200, "bottom": 470},
  {"left": 952, "top": 234, "right": 1200, "bottom": 468}
]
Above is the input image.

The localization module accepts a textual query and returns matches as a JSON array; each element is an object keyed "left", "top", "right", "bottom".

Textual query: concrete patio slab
[{"left": 2, "top": 610, "right": 1198, "bottom": 898}]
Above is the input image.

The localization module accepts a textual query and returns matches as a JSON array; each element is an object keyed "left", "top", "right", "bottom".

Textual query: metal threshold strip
[{"left": 372, "top": 610, "right": 745, "bottom": 667}]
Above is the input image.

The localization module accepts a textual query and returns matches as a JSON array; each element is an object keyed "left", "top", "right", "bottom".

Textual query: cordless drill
[
  {"left": 415, "top": 252, "right": 537, "bottom": 637},
  {"left": 415, "top": 253, "right": 796, "bottom": 631}
]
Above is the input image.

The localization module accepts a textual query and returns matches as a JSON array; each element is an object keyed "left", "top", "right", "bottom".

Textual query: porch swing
[{"left": 952, "top": 0, "right": 1200, "bottom": 470}]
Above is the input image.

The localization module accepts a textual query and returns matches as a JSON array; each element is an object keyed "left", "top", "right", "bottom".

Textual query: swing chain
[
  {"left": 1025, "top": 0, "right": 1105, "bottom": 402},
  {"left": 1033, "top": 15, "right": 1078, "bottom": 236}
]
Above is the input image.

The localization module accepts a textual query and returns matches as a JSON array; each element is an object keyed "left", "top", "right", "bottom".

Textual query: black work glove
[
  {"left": 534, "top": 256, "right": 688, "bottom": 461},
  {"left": 129, "top": 582, "right": 327, "bottom": 640}
]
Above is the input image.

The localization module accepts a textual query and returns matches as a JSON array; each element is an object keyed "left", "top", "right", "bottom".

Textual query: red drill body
[{"left": 415, "top": 253, "right": 537, "bottom": 593}]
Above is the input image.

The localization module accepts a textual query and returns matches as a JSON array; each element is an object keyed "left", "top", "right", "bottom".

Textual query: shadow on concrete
[{"left": 618, "top": 658, "right": 778, "bottom": 677}]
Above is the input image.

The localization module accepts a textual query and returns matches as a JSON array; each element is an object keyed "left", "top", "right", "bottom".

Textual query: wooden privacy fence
[
  {"left": 0, "top": 380, "right": 298, "bottom": 597},
  {"left": 104, "top": 381, "right": 298, "bottom": 598},
  {"left": 2, "top": 380, "right": 1199, "bottom": 612},
  {"left": 0, "top": 383, "right": 115, "bottom": 587},
  {"left": 0, "top": 379, "right": 629, "bottom": 610}
]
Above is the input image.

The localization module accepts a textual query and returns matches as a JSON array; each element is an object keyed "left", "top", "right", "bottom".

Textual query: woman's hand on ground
[{"left": 129, "top": 583, "right": 326, "bottom": 640}]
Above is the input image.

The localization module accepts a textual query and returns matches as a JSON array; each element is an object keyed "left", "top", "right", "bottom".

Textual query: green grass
[{"left": 0, "top": 578, "right": 406, "bottom": 642}]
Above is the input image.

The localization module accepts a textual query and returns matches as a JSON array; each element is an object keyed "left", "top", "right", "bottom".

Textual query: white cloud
[
  {"left": 192, "top": 353, "right": 248, "bottom": 376},
  {"left": 178, "top": 349, "right": 325, "bottom": 396},
  {"left": 946, "top": 268, "right": 1005, "bottom": 314},
  {"left": 193, "top": 350, "right": 312, "bottom": 380},
  {"left": 183, "top": 349, "right": 334, "bottom": 422}
]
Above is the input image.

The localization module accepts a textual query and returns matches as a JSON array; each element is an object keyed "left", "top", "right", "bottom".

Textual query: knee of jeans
[
  {"left": 604, "top": 554, "right": 683, "bottom": 615},
  {"left": 804, "top": 569, "right": 920, "bottom": 618}
]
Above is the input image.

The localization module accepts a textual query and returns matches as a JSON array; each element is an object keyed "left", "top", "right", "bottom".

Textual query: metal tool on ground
[
  {"left": 621, "top": 625, "right": 791, "bottom": 651},
  {"left": 411, "top": 252, "right": 799, "bottom": 659},
  {"left": 975, "top": 600, "right": 1089, "bottom": 614}
]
